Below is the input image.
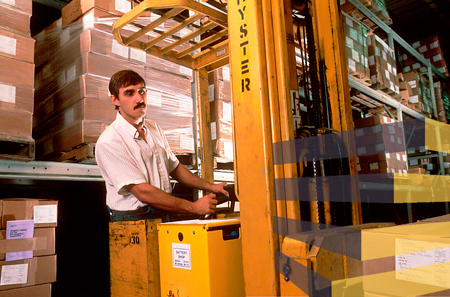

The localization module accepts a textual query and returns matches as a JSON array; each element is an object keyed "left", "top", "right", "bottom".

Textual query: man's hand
[
  {"left": 193, "top": 193, "right": 218, "bottom": 215},
  {"left": 210, "top": 182, "right": 229, "bottom": 197}
]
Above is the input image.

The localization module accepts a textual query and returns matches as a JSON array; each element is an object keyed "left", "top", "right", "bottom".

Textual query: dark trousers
[{"left": 108, "top": 205, "right": 170, "bottom": 222}]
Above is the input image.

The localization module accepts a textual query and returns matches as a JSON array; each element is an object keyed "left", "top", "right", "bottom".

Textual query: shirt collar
[{"left": 115, "top": 112, "right": 147, "bottom": 139}]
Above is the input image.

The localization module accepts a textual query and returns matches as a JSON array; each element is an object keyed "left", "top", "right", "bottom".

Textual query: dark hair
[{"left": 109, "top": 70, "right": 145, "bottom": 99}]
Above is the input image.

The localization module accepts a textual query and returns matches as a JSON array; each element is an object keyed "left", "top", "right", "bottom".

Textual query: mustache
[{"left": 134, "top": 102, "right": 146, "bottom": 109}]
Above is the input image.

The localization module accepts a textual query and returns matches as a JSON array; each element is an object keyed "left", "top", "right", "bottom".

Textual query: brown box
[
  {"left": 0, "top": 228, "right": 55, "bottom": 260},
  {"left": 144, "top": 67, "right": 192, "bottom": 98},
  {"left": 213, "top": 139, "right": 233, "bottom": 161},
  {"left": 0, "top": 109, "right": 32, "bottom": 140},
  {"left": 367, "top": 34, "right": 400, "bottom": 97},
  {"left": 35, "top": 52, "right": 145, "bottom": 101},
  {"left": 0, "top": 56, "right": 34, "bottom": 88},
  {"left": 0, "top": 30, "right": 34, "bottom": 63},
  {"left": 34, "top": 98, "right": 115, "bottom": 141},
  {"left": 62, "top": 0, "right": 134, "bottom": 24},
  {"left": 0, "top": 284, "right": 51, "bottom": 297},
  {"left": 0, "top": 255, "right": 56, "bottom": 291},
  {"left": 0, "top": 82, "right": 34, "bottom": 113},
  {"left": 0, "top": 0, "right": 32, "bottom": 15},
  {"left": 0, "top": 199, "right": 58, "bottom": 229},
  {"left": 34, "top": 74, "right": 110, "bottom": 128},
  {"left": 0, "top": 7, "right": 30, "bottom": 37},
  {"left": 354, "top": 114, "right": 397, "bottom": 129}
]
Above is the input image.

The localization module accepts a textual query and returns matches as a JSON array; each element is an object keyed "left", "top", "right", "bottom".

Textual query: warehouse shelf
[{"left": 0, "top": 160, "right": 234, "bottom": 183}]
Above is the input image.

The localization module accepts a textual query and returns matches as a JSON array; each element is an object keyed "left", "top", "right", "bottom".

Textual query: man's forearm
[{"left": 170, "top": 164, "right": 213, "bottom": 192}]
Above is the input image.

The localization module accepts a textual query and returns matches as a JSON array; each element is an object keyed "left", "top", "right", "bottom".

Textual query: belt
[{"left": 108, "top": 205, "right": 169, "bottom": 222}]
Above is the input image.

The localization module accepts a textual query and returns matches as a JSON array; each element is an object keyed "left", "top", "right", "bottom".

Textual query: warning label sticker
[{"left": 172, "top": 243, "right": 191, "bottom": 270}]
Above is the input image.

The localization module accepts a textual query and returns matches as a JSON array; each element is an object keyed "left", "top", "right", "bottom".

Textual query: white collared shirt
[{"left": 96, "top": 112, "right": 180, "bottom": 211}]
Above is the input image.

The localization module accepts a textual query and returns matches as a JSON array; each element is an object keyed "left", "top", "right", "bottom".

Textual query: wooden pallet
[
  {"left": 49, "top": 142, "right": 96, "bottom": 164},
  {"left": 0, "top": 136, "right": 35, "bottom": 161},
  {"left": 214, "top": 157, "right": 234, "bottom": 170},
  {"left": 371, "top": 82, "right": 401, "bottom": 101},
  {"left": 348, "top": 70, "right": 372, "bottom": 86}
]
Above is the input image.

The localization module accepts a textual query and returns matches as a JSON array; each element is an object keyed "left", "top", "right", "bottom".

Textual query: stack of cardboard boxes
[
  {"left": 342, "top": 13, "right": 371, "bottom": 83},
  {"left": 340, "top": 0, "right": 392, "bottom": 28},
  {"left": 33, "top": 0, "right": 195, "bottom": 160},
  {"left": 354, "top": 115, "right": 408, "bottom": 174},
  {"left": 398, "top": 34, "right": 448, "bottom": 77},
  {"left": 209, "top": 67, "right": 233, "bottom": 163},
  {"left": 0, "top": 198, "right": 58, "bottom": 296},
  {"left": 402, "top": 71, "right": 433, "bottom": 116},
  {"left": 367, "top": 34, "right": 400, "bottom": 99},
  {"left": 407, "top": 148, "right": 438, "bottom": 175},
  {"left": 0, "top": 0, "right": 35, "bottom": 153}
]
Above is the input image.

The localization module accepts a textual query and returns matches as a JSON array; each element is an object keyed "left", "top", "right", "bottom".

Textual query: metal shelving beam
[{"left": 348, "top": 76, "right": 425, "bottom": 119}]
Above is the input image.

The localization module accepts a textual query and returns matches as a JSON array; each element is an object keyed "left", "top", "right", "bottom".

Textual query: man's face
[{"left": 111, "top": 83, "right": 147, "bottom": 125}]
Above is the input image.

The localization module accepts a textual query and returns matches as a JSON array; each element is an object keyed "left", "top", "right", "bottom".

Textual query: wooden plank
[
  {"left": 0, "top": 136, "right": 34, "bottom": 161},
  {"left": 49, "top": 143, "right": 96, "bottom": 164}
]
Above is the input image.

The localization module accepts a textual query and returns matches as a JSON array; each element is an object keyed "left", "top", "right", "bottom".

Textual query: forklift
[{"left": 110, "top": 0, "right": 450, "bottom": 296}]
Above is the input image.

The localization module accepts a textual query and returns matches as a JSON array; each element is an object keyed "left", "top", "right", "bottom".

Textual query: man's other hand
[
  {"left": 193, "top": 193, "right": 218, "bottom": 215},
  {"left": 210, "top": 182, "right": 229, "bottom": 197}
]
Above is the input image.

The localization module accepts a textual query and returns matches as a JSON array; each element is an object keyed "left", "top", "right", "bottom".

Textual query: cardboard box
[
  {"left": 0, "top": 109, "right": 32, "bottom": 140},
  {"left": 35, "top": 52, "right": 145, "bottom": 101},
  {"left": 144, "top": 67, "right": 192, "bottom": 98},
  {"left": 0, "top": 7, "right": 31, "bottom": 37},
  {"left": 367, "top": 34, "right": 400, "bottom": 97},
  {"left": 0, "top": 255, "right": 56, "bottom": 291},
  {"left": 0, "top": 30, "right": 35, "bottom": 63},
  {"left": 62, "top": 0, "right": 134, "bottom": 24},
  {"left": 0, "top": 228, "right": 55, "bottom": 260},
  {"left": 0, "top": 199, "right": 58, "bottom": 229},
  {"left": 0, "top": 284, "right": 51, "bottom": 297},
  {"left": 0, "top": 82, "right": 34, "bottom": 113},
  {"left": 0, "top": 56, "right": 34, "bottom": 88}
]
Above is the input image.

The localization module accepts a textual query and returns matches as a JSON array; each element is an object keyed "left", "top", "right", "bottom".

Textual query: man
[{"left": 96, "top": 70, "right": 228, "bottom": 221}]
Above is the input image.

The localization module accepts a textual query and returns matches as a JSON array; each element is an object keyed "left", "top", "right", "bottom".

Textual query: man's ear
[{"left": 110, "top": 95, "right": 120, "bottom": 109}]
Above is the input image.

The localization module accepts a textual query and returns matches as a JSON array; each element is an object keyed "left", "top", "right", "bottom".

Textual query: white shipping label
[
  {"left": 399, "top": 54, "right": 407, "bottom": 61},
  {"left": 348, "top": 59, "right": 356, "bottom": 72},
  {"left": 372, "top": 125, "right": 382, "bottom": 133},
  {"left": 357, "top": 164, "right": 361, "bottom": 171},
  {"left": 418, "top": 45, "right": 427, "bottom": 53},
  {"left": 349, "top": 28, "right": 358, "bottom": 41},
  {"left": 395, "top": 238, "right": 450, "bottom": 288},
  {"left": 382, "top": 50, "right": 387, "bottom": 61},
  {"left": 208, "top": 84, "right": 215, "bottom": 102},
  {"left": 402, "top": 154, "right": 407, "bottom": 162},
  {"left": 64, "top": 107, "right": 74, "bottom": 127},
  {"left": 408, "top": 80, "right": 417, "bottom": 88},
  {"left": 60, "top": 29, "right": 70, "bottom": 46},
  {"left": 345, "top": 36, "right": 353, "bottom": 48},
  {"left": 224, "top": 141, "right": 233, "bottom": 160},
  {"left": 222, "top": 102, "right": 232, "bottom": 122},
  {"left": 340, "top": 0, "right": 346, "bottom": 4},
  {"left": 180, "top": 135, "right": 194, "bottom": 151},
  {"left": 375, "top": 47, "right": 381, "bottom": 57},
  {"left": 386, "top": 153, "right": 390, "bottom": 159},
  {"left": 371, "top": 75, "right": 377, "bottom": 85},
  {"left": 385, "top": 69, "right": 390, "bottom": 80},
  {"left": 390, "top": 135, "right": 395, "bottom": 143},
  {"left": 179, "top": 66, "right": 192, "bottom": 77},
  {"left": 427, "top": 163, "right": 434, "bottom": 170},
  {"left": 147, "top": 90, "right": 162, "bottom": 107},
  {"left": 396, "top": 153, "right": 401, "bottom": 161},
  {"left": 357, "top": 147, "right": 366, "bottom": 155},
  {"left": 430, "top": 40, "right": 439, "bottom": 49},
  {"left": 0, "top": 0, "right": 15, "bottom": 5},
  {"left": 0, "top": 35, "right": 16, "bottom": 56},
  {"left": 369, "top": 162, "right": 379, "bottom": 170},
  {"left": 34, "top": 205, "right": 57, "bottom": 224},
  {"left": 352, "top": 50, "right": 360, "bottom": 63},
  {"left": 130, "top": 48, "right": 146, "bottom": 63},
  {"left": 410, "top": 159, "right": 419, "bottom": 166},
  {"left": 222, "top": 66, "right": 230, "bottom": 81},
  {"left": 397, "top": 137, "right": 402, "bottom": 145},
  {"left": 0, "top": 264, "right": 28, "bottom": 285},
  {"left": 403, "top": 66, "right": 411, "bottom": 73},
  {"left": 445, "top": 162, "right": 450, "bottom": 169},
  {"left": 439, "top": 66, "right": 447, "bottom": 73},
  {"left": 387, "top": 63, "right": 392, "bottom": 73},
  {"left": 375, "top": 143, "right": 385, "bottom": 151},
  {"left": 368, "top": 56, "right": 375, "bottom": 66},
  {"left": 112, "top": 40, "right": 129, "bottom": 59},
  {"left": 173, "top": 243, "right": 191, "bottom": 269},
  {"left": 354, "top": 129, "right": 364, "bottom": 137},
  {"left": 66, "top": 65, "right": 77, "bottom": 83},
  {"left": 0, "top": 84, "right": 16, "bottom": 104},
  {"left": 216, "top": 48, "right": 226, "bottom": 57},
  {"left": 211, "top": 122, "right": 217, "bottom": 140},
  {"left": 115, "top": 0, "right": 131, "bottom": 13},
  {"left": 393, "top": 67, "right": 397, "bottom": 76},
  {"left": 433, "top": 54, "right": 442, "bottom": 62},
  {"left": 412, "top": 63, "right": 421, "bottom": 70},
  {"left": 390, "top": 81, "right": 395, "bottom": 92},
  {"left": 345, "top": 17, "right": 353, "bottom": 27},
  {"left": 412, "top": 41, "right": 420, "bottom": 48}
]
